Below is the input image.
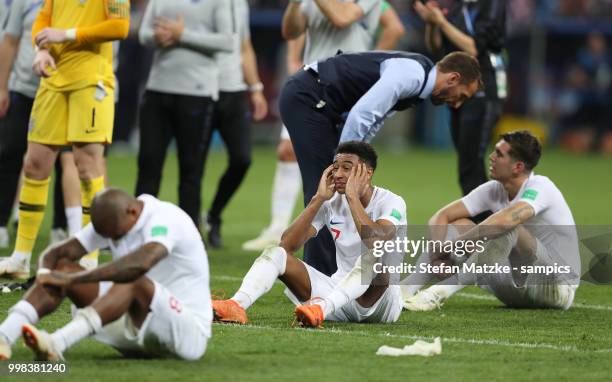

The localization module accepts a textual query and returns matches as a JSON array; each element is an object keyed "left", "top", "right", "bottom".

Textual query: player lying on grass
[
  {"left": 213, "top": 141, "right": 406, "bottom": 327},
  {"left": 0, "top": 189, "right": 211, "bottom": 361},
  {"left": 402, "top": 130, "right": 580, "bottom": 311}
]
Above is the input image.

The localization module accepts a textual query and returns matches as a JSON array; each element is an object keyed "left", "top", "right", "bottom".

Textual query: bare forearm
[
  {"left": 313, "top": 0, "right": 361, "bottom": 29},
  {"left": 455, "top": 212, "right": 515, "bottom": 242},
  {"left": 428, "top": 213, "right": 451, "bottom": 242},
  {"left": 0, "top": 37, "right": 18, "bottom": 89},
  {"left": 281, "top": 195, "right": 325, "bottom": 251},
  {"left": 376, "top": 27, "right": 404, "bottom": 50},
  {"left": 282, "top": 4, "right": 306, "bottom": 40},
  {"left": 438, "top": 19, "right": 477, "bottom": 56},
  {"left": 71, "top": 259, "right": 147, "bottom": 283},
  {"left": 286, "top": 35, "right": 305, "bottom": 73},
  {"left": 424, "top": 23, "right": 442, "bottom": 54},
  {"left": 346, "top": 195, "right": 394, "bottom": 246},
  {"left": 241, "top": 40, "right": 262, "bottom": 87},
  {"left": 70, "top": 244, "right": 166, "bottom": 284}
]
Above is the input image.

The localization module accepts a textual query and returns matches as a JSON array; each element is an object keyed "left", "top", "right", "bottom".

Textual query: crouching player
[
  {"left": 0, "top": 189, "right": 211, "bottom": 360},
  {"left": 213, "top": 142, "right": 406, "bottom": 327},
  {"left": 403, "top": 131, "right": 580, "bottom": 311}
]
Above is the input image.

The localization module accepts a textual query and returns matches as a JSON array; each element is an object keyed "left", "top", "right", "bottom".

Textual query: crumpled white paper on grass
[{"left": 376, "top": 337, "right": 442, "bottom": 357}]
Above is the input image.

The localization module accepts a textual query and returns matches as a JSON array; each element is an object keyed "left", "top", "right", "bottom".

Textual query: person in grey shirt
[
  {"left": 278, "top": 0, "right": 382, "bottom": 276},
  {"left": 135, "top": 0, "right": 234, "bottom": 229},
  {"left": 203, "top": 0, "right": 268, "bottom": 249}
]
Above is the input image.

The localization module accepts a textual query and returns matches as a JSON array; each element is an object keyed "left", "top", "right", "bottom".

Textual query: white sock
[
  {"left": 231, "top": 247, "right": 287, "bottom": 310},
  {"left": 321, "top": 255, "right": 371, "bottom": 317},
  {"left": 65, "top": 206, "right": 82, "bottom": 236},
  {"left": 401, "top": 226, "right": 462, "bottom": 297},
  {"left": 0, "top": 300, "right": 39, "bottom": 344},
  {"left": 425, "top": 252, "right": 480, "bottom": 300},
  {"left": 428, "top": 282, "right": 467, "bottom": 300},
  {"left": 51, "top": 307, "right": 102, "bottom": 353},
  {"left": 401, "top": 251, "right": 435, "bottom": 297},
  {"left": 12, "top": 204, "right": 18, "bottom": 223},
  {"left": 12, "top": 251, "right": 31, "bottom": 267},
  {"left": 269, "top": 161, "right": 301, "bottom": 232}
]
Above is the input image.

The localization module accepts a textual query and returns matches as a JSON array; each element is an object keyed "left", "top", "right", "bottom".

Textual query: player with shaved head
[{"left": 0, "top": 189, "right": 211, "bottom": 361}]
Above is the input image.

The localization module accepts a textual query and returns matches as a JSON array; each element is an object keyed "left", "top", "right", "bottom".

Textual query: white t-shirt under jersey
[
  {"left": 312, "top": 186, "right": 407, "bottom": 282},
  {"left": 461, "top": 173, "right": 580, "bottom": 283},
  {"left": 75, "top": 194, "right": 212, "bottom": 337}
]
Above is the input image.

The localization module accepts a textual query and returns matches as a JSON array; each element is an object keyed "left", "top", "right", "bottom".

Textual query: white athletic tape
[{"left": 376, "top": 337, "right": 442, "bottom": 357}]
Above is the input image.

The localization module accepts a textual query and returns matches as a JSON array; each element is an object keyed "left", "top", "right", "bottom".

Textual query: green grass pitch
[{"left": 1, "top": 146, "right": 611, "bottom": 381}]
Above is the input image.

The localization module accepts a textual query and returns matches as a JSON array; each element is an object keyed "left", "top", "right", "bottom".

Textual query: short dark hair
[
  {"left": 437, "top": 51, "right": 483, "bottom": 89},
  {"left": 335, "top": 141, "right": 378, "bottom": 170},
  {"left": 500, "top": 130, "right": 542, "bottom": 171}
]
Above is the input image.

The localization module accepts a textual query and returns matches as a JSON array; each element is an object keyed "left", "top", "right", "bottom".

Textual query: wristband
[
  {"left": 65, "top": 28, "right": 77, "bottom": 41},
  {"left": 37, "top": 268, "right": 51, "bottom": 276},
  {"left": 249, "top": 82, "right": 264, "bottom": 92}
]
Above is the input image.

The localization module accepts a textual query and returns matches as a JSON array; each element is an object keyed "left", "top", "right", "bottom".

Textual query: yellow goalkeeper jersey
[{"left": 33, "top": 0, "right": 130, "bottom": 91}]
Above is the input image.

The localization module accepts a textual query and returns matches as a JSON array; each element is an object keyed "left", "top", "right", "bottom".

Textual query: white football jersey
[
  {"left": 461, "top": 173, "right": 580, "bottom": 283},
  {"left": 75, "top": 195, "right": 212, "bottom": 337},
  {"left": 312, "top": 186, "right": 407, "bottom": 282}
]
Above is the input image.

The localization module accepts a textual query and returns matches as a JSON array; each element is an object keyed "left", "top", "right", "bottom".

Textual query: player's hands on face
[
  {"left": 250, "top": 91, "right": 268, "bottom": 121},
  {"left": 37, "top": 270, "right": 75, "bottom": 289},
  {"left": 32, "top": 49, "right": 57, "bottom": 78},
  {"left": 316, "top": 165, "right": 336, "bottom": 201},
  {"left": 0, "top": 87, "right": 10, "bottom": 118},
  {"left": 34, "top": 28, "right": 68, "bottom": 48},
  {"left": 154, "top": 15, "right": 185, "bottom": 47},
  {"left": 345, "top": 163, "right": 370, "bottom": 200}
]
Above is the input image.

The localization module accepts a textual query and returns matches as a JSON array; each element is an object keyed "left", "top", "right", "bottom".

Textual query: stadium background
[{"left": 1, "top": 0, "right": 612, "bottom": 380}]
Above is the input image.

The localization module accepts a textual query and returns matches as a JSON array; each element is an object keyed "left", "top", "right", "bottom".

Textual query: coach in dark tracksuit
[
  {"left": 415, "top": 0, "right": 507, "bottom": 198},
  {"left": 279, "top": 50, "right": 481, "bottom": 274}
]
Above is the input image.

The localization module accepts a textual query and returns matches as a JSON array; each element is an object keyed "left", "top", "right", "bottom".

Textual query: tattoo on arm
[
  {"left": 72, "top": 243, "right": 168, "bottom": 284},
  {"left": 511, "top": 205, "right": 532, "bottom": 223}
]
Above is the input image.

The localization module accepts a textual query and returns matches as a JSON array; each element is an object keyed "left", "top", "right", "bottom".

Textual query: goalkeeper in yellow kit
[{"left": 0, "top": 0, "right": 129, "bottom": 278}]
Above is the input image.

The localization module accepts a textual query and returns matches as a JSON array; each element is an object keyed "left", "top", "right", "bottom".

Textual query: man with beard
[{"left": 279, "top": 51, "right": 481, "bottom": 246}]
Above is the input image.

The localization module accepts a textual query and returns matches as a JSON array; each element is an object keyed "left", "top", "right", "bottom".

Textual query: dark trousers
[
  {"left": 52, "top": 158, "right": 66, "bottom": 229},
  {"left": 450, "top": 97, "right": 503, "bottom": 195},
  {"left": 204, "top": 91, "right": 252, "bottom": 224},
  {"left": 279, "top": 70, "right": 339, "bottom": 276},
  {"left": 135, "top": 90, "right": 214, "bottom": 227},
  {"left": 0, "top": 92, "right": 33, "bottom": 226}
]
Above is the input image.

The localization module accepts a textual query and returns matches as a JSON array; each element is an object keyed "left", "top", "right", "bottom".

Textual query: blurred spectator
[{"left": 558, "top": 32, "right": 611, "bottom": 153}]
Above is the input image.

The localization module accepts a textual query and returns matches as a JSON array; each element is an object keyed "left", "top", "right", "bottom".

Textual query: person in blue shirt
[{"left": 279, "top": 50, "right": 482, "bottom": 210}]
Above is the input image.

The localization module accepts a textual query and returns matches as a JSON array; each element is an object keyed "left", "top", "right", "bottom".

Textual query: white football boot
[
  {"left": 0, "top": 254, "right": 30, "bottom": 279},
  {"left": 0, "top": 227, "right": 9, "bottom": 249},
  {"left": 403, "top": 289, "right": 446, "bottom": 311},
  {"left": 22, "top": 324, "right": 64, "bottom": 361}
]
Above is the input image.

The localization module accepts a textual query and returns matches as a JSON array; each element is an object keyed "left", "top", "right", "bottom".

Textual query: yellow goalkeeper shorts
[{"left": 28, "top": 83, "right": 114, "bottom": 145}]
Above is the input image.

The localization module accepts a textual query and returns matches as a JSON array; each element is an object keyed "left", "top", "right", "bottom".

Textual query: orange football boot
[
  {"left": 294, "top": 304, "right": 324, "bottom": 328},
  {"left": 212, "top": 300, "right": 248, "bottom": 324}
]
